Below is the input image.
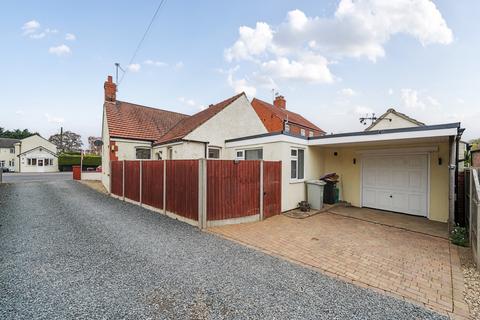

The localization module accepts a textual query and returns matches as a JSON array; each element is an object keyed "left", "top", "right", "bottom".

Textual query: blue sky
[{"left": 1, "top": 0, "right": 479, "bottom": 145}]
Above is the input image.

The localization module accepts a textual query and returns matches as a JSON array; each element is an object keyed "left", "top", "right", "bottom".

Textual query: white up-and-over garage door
[{"left": 362, "top": 154, "right": 428, "bottom": 217}]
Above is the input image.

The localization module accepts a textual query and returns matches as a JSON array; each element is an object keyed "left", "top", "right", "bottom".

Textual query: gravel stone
[
  {"left": 459, "top": 246, "right": 480, "bottom": 318},
  {"left": 0, "top": 180, "right": 447, "bottom": 319}
]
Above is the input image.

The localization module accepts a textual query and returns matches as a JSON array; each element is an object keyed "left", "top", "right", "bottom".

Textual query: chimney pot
[
  {"left": 274, "top": 95, "right": 286, "bottom": 109},
  {"left": 104, "top": 75, "right": 117, "bottom": 102}
]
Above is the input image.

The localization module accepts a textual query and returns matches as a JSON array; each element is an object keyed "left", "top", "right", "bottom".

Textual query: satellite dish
[{"left": 93, "top": 139, "right": 103, "bottom": 147}]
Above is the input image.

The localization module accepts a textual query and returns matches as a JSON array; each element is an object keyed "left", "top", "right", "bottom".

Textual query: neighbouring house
[
  {"left": 364, "top": 108, "right": 425, "bottom": 131},
  {"left": 0, "top": 138, "right": 19, "bottom": 171},
  {"left": 472, "top": 149, "right": 480, "bottom": 167},
  {"left": 101, "top": 76, "right": 267, "bottom": 191},
  {"left": 0, "top": 135, "right": 58, "bottom": 173},
  {"left": 251, "top": 96, "right": 325, "bottom": 138}
]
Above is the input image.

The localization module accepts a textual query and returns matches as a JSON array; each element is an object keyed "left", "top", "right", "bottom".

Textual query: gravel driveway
[{"left": 0, "top": 180, "right": 447, "bottom": 319}]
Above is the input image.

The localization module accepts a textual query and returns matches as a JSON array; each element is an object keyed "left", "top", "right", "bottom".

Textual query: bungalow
[
  {"left": 0, "top": 135, "right": 58, "bottom": 173},
  {"left": 101, "top": 76, "right": 267, "bottom": 191},
  {"left": 101, "top": 75, "right": 463, "bottom": 224}
]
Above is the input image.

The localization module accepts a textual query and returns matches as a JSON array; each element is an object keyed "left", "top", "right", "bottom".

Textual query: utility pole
[{"left": 60, "top": 127, "right": 64, "bottom": 153}]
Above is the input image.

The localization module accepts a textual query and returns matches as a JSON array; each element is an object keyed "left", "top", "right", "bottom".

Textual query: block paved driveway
[
  {"left": 210, "top": 212, "right": 469, "bottom": 318},
  {"left": 0, "top": 180, "right": 447, "bottom": 319}
]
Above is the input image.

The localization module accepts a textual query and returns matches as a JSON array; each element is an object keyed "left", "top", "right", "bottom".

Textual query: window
[
  {"left": 245, "top": 149, "right": 263, "bottom": 160},
  {"left": 235, "top": 150, "right": 244, "bottom": 160},
  {"left": 208, "top": 147, "right": 220, "bottom": 159},
  {"left": 9, "top": 160, "right": 14, "bottom": 167},
  {"left": 38, "top": 159, "right": 44, "bottom": 167},
  {"left": 10, "top": 148, "right": 14, "bottom": 154},
  {"left": 50, "top": 159, "right": 54, "bottom": 165},
  {"left": 156, "top": 151, "right": 163, "bottom": 160},
  {"left": 309, "top": 131, "right": 314, "bottom": 137},
  {"left": 0, "top": 160, "right": 4, "bottom": 168},
  {"left": 300, "top": 128, "right": 306, "bottom": 136},
  {"left": 27, "top": 158, "right": 31, "bottom": 165},
  {"left": 290, "top": 148, "right": 304, "bottom": 180},
  {"left": 284, "top": 123, "right": 290, "bottom": 133},
  {"left": 135, "top": 148, "right": 151, "bottom": 159},
  {"left": 32, "top": 158, "right": 37, "bottom": 166},
  {"left": 167, "top": 147, "right": 173, "bottom": 160}
]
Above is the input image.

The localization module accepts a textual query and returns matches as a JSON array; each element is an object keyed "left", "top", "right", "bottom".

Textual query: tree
[
  {"left": 49, "top": 130, "right": 83, "bottom": 152},
  {"left": 88, "top": 136, "right": 102, "bottom": 155},
  {"left": 0, "top": 127, "right": 38, "bottom": 139},
  {"left": 470, "top": 138, "right": 480, "bottom": 150}
]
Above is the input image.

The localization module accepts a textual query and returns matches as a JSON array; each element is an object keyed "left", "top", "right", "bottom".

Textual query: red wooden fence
[
  {"left": 141, "top": 161, "right": 164, "bottom": 209},
  {"left": 111, "top": 161, "right": 124, "bottom": 197},
  {"left": 110, "top": 159, "right": 282, "bottom": 225},
  {"left": 124, "top": 161, "right": 140, "bottom": 202},
  {"left": 207, "top": 160, "right": 260, "bottom": 221},
  {"left": 166, "top": 160, "right": 199, "bottom": 221},
  {"left": 263, "top": 161, "right": 282, "bottom": 218}
]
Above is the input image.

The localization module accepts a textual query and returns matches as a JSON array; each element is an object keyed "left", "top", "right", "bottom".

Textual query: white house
[
  {"left": 100, "top": 73, "right": 464, "bottom": 224},
  {"left": 101, "top": 76, "right": 267, "bottom": 191},
  {"left": 0, "top": 138, "right": 19, "bottom": 171},
  {"left": 0, "top": 135, "right": 58, "bottom": 173}
]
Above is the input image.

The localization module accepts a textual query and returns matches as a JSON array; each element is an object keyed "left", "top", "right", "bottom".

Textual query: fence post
[
  {"left": 109, "top": 161, "right": 112, "bottom": 194},
  {"left": 163, "top": 160, "right": 167, "bottom": 214},
  {"left": 470, "top": 169, "right": 473, "bottom": 246},
  {"left": 259, "top": 160, "right": 264, "bottom": 221},
  {"left": 198, "top": 159, "right": 207, "bottom": 229},
  {"left": 122, "top": 160, "right": 125, "bottom": 201},
  {"left": 139, "top": 160, "right": 143, "bottom": 205}
]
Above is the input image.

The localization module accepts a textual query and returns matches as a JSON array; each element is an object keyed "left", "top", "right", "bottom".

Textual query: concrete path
[{"left": 0, "top": 180, "right": 447, "bottom": 319}]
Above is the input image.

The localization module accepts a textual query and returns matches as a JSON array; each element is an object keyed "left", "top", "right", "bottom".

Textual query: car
[{"left": 1, "top": 167, "right": 10, "bottom": 173}]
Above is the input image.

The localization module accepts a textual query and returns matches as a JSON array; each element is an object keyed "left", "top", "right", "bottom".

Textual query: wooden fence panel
[
  {"left": 207, "top": 160, "right": 260, "bottom": 221},
  {"left": 141, "top": 161, "right": 164, "bottom": 209},
  {"left": 124, "top": 161, "right": 140, "bottom": 202},
  {"left": 263, "top": 161, "right": 282, "bottom": 218},
  {"left": 111, "top": 161, "right": 123, "bottom": 197},
  {"left": 166, "top": 160, "right": 198, "bottom": 221}
]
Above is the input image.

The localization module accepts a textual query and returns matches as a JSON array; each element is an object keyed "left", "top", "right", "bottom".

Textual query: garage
[{"left": 362, "top": 154, "right": 428, "bottom": 217}]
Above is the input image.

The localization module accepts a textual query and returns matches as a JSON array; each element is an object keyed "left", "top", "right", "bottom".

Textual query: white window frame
[
  {"left": 208, "top": 147, "right": 221, "bottom": 159},
  {"left": 10, "top": 148, "right": 14, "bottom": 154},
  {"left": 135, "top": 147, "right": 152, "bottom": 160},
  {"left": 290, "top": 147, "right": 305, "bottom": 182},
  {"left": 284, "top": 123, "right": 290, "bottom": 133},
  {"left": 300, "top": 128, "right": 306, "bottom": 136},
  {"left": 235, "top": 150, "right": 245, "bottom": 160},
  {"left": 309, "top": 131, "right": 314, "bottom": 138}
]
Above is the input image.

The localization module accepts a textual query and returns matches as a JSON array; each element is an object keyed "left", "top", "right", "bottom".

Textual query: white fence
[{"left": 466, "top": 168, "right": 480, "bottom": 268}]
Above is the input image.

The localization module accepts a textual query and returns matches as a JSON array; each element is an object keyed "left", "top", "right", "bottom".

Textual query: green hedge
[{"left": 58, "top": 154, "right": 101, "bottom": 166}]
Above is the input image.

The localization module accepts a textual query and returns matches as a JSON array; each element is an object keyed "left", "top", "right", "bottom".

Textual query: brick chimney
[
  {"left": 104, "top": 75, "right": 117, "bottom": 102},
  {"left": 274, "top": 95, "right": 286, "bottom": 109}
]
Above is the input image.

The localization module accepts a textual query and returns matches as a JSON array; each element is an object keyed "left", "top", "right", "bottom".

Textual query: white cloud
[
  {"left": 175, "top": 61, "right": 184, "bottom": 69},
  {"left": 45, "top": 28, "right": 58, "bottom": 34},
  {"left": 401, "top": 89, "right": 440, "bottom": 110},
  {"left": 127, "top": 63, "right": 141, "bottom": 72},
  {"left": 340, "top": 88, "right": 356, "bottom": 96},
  {"left": 15, "top": 110, "right": 25, "bottom": 116},
  {"left": 261, "top": 53, "right": 334, "bottom": 83},
  {"left": 144, "top": 59, "right": 167, "bottom": 67},
  {"left": 30, "top": 32, "right": 46, "bottom": 39},
  {"left": 456, "top": 98, "right": 465, "bottom": 104},
  {"left": 225, "top": 22, "right": 273, "bottom": 62},
  {"left": 45, "top": 113, "right": 64, "bottom": 124},
  {"left": 354, "top": 105, "right": 374, "bottom": 115},
  {"left": 224, "top": 1, "right": 452, "bottom": 86},
  {"left": 65, "top": 33, "right": 76, "bottom": 41},
  {"left": 388, "top": 88, "right": 394, "bottom": 95},
  {"left": 178, "top": 97, "right": 196, "bottom": 107},
  {"left": 426, "top": 95, "right": 440, "bottom": 107},
  {"left": 226, "top": 68, "right": 257, "bottom": 97},
  {"left": 48, "top": 44, "right": 71, "bottom": 56},
  {"left": 22, "top": 20, "right": 40, "bottom": 35}
]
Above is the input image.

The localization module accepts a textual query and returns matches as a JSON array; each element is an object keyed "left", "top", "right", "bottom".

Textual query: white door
[{"left": 362, "top": 154, "right": 428, "bottom": 217}]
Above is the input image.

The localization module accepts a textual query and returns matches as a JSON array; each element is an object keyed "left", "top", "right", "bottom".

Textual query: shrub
[
  {"left": 58, "top": 154, "right": 101, "bottom": 167},
  {"left": 450, "top": 224, "right": 468, "bottom": 247}
]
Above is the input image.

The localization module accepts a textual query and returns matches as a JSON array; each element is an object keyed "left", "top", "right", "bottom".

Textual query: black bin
[{"left": 323, "top": 181, "right": 336, "bottom": 204}]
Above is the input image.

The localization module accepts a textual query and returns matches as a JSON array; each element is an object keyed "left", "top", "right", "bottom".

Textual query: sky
[{"left": 1, "top": 0, "right": 479, "bottom": 146}]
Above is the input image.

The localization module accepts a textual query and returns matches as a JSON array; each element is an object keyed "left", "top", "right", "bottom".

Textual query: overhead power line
[{"left": 118, "top": 0, "right": 168, "bottom": 85}]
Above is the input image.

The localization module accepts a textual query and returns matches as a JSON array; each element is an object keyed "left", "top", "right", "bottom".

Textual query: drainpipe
[
  {"left": 204, "top": 142, "right": 208, "bottom": 159},
  {"left": 455, "top": 127, "right": 465, "bottom": 225}
]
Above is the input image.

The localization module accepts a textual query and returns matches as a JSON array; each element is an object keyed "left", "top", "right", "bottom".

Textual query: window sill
[{"left": 289, "top": 179, "right": 305, "bottom": 184}]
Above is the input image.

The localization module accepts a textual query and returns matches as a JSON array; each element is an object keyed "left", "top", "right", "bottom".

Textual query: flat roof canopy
[{"left": 225, "top": 123, "right": 461, "bottom": 148}]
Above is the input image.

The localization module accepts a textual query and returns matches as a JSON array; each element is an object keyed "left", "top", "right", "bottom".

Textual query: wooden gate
[
  {"left": 263, "top": 161, "right": 282, "bottom": 218},
  {"left": 111, "top": 161, "right": 123, "bottom": 197},
  {"left": 165, "top": 160, "right": 199, "bottom": 221}
]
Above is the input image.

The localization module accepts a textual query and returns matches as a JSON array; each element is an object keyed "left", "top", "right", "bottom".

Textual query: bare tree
[
  {"left": 88, "top": 136, "right": 102, "bottom": 155},
  {"left": 49, "top": 130, "right": 83, "bottom": 153}
]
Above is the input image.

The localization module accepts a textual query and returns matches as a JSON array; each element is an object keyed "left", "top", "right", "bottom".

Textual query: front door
[{"left": 362, "top": 154, "right": 428, "bottom": 217}]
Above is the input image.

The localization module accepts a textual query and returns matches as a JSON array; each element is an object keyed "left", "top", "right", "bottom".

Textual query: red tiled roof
[
  {"left": 105, "top": 101, "right": 189, "bottom": 141},
  {"left": 155, "top": 93, "right": 245, "bottom": 145},
  {"left": 251, "top": 98, "right": 325, "bottom": 133}
]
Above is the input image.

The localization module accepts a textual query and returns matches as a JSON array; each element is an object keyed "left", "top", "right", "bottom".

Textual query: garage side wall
[{"left": 321, "top": 140, "right": 450, "bottom": 222}]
